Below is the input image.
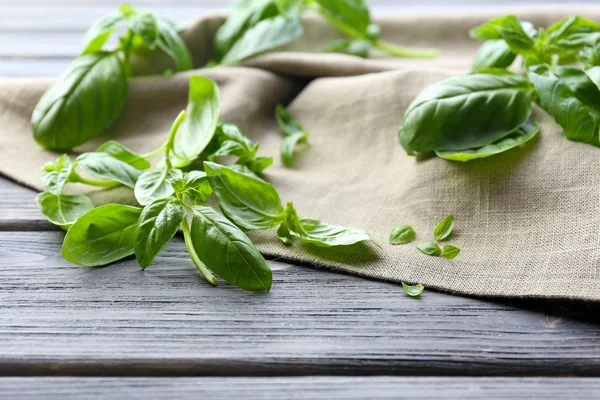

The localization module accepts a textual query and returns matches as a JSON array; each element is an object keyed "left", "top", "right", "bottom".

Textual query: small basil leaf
[
  {"left": 135, "top": 168, "right": 183, "bottom": 206},
  {"left": 155, "top": 16, "right": 193, "bottom": 71},
  {"left": 76, "top": 152, "right": 143, "bottom": 189},
  {"left": 417, "top": 242, "right": 441, "bottom": 257},
  {"left": 97, "top": 140, "right": 151, "bottom": 170},
  {"left": 134, "top": 197, "right": 186, "bottom": 268},
  {"left": 41, "top": 154, "right": 73, "bottom": 195},
  {"left": 472, "top": 39, "right": 516, "bottom": 70},
  {"left": 204, "top": 161, "right": 285, "bottom": 230},
  {"left": 280, "top": 132, "right": 310, "bottom": 166},
  {"left": 580, "top": 43, "right": 600, "bottom": 69},
  {"left": 399, "top": 71, "right": 534, "bottom": 153},
  {"left": 172, "top": 76, "right": 220, "bottom": 167},
  {"left": 528, "top": 64, "right": 600, "bottom": 148},
  {"left": 324, "top": 39, "right": 371, "bottom": 58},
  {"left": 435, "top": 120, "right": 539, "bottom": 162},
  {"left": 221, "top": 15, "right": 304, "bottom": 65},
  {"left": 275, "top": 104, "right": 306, "bottom": 136},
  {"left": 128, "top": 12, "right": 159, "bottom": 49},
  {"left": 389, "top": 225, "right": 416, "bottom": 245},
  {"left": 213, "top": 0, "right": 280, "bottom": 62},
  {"left": 284, "top": 202, "right": 375, "bottom": 248},
  {"left": 81, "top": 11, "right": 125, "bottom": 54},
  {"left": 402, "top": 282, "right": 425, "bottom": 297},
  {"left": 62, "top": 204, "right": 142, "bottom": 267},
  {"left": 32, "top": 52, "right": 128, "bottom": 150},
  {"left": 441, "top": 244, "right": 461, "bottom": 260},
  {"left": 311, "top": 0, "right": 371, "bottom": 38},
  {"left": 211, "top": 140, "right": 247, "bottom": 158},
  {"left": 36, "top": 192, "right": 95, "bottom": 230},
  {"left": 171, "top": 171, "right": 213, "bottom": 205},
  {"left": 275, "top": 105, "right": 310, "bottom": 166},
  {"left": 434, "top": 215, "right": 455, "bottom": 241},
  {"left": 469, "top": 15, "right": 537, "bottom": 57},
  {"left": 277, "top": 220, "right": 294, "bottom": 246},
  {"left": 245, "top": 156, "right": 274, "bottom": 174},
  {"left": 540, "top": 16, "right": 600, "bottom": 58},
  {"left": 191, "top": 205, "right": 272, "bottom": 292}
]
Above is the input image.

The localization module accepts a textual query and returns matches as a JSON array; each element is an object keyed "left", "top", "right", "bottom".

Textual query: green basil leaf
[
  {"left": 134, "top": 197, "right": 186, "bottom": 268},
  {"left": 171, "top": 171, "right": 213, "bottom": 205},
  {"left": 472, "top": 39, "right": 517, "bottom": 70},
  {"left": 469, "top": 15, "right": 537, "bottom": 57},
  {"left": 36, "top": 192, "right": 95, "bottom": 230},
  {"left": 32, "top": 52, "right": 128, "bottom": 150},
  {"left": 399, "top": 71, "right": 534, "bottom": 153},
  {"left": 275, "top": 104, "right": 306, "bottom": 136},
  {"left": 213, "top": 0, "right": 280, "bottom": 62},
  {"left": 128, "top": 12, "right": 159, "bottom": 49},
  {"left": 528, "top": 64, "right": 600, "bottom": 147},
  {"left": 172, "top": 75, "right": 220, "bottom": 167},
  {"left": 204, "top": 161, "right": 285, "bottom": 230},
  {"left": 76, "top": 152, "right": 143, "bottom": 189},
  {"left": 275, "top": 0, "right": 304, "bottom": 15},
  {"left": 62, "top": 204, "right": 142, "bottom": 267},
  {"left": 155, "top": 17, "right": 192, "bottom": 71},
  {"left": 284, "top": 202, "right": 374, "bottom": 247},
  {"left": 324, "top": 38, "right": 371, "bottom": 58},
  {"left": 435, "top": 120, "right": 539, "bottom": 162},
  {"left": 221, "top": 15, "right": 304, "bottom": 65},
  {"left": 389, "top": 225, "right": 416, "bottom": 245},
  {"left": 97, "top": 140, "right": 151, "bottom": 170},
  {"left": 441, "top": 244, "right": 461, "bottom": 260},
  {"left": 311, "top": 0, "right": 371, "bottom": 38},
  {"left": 211, "top": 140, "right": 248, "bottom": 158},
  {"left": 41, "top": 154, "right": 73, "bottom": 195},
  {"left": 277, "top": 220, "right": 294, "bottom": 246},
  {"left": 191, "top": 205, "right": 272, "bottom": 292},
  {"left": 275, "top": 104, "right": 310, "bottom": 166},
  {"left": 580, "top": 43, "right": 600, "bottom": 69},
  {"left": 245, "top": 156, "right": 274, "bottom": 174},
  {"left": 434, "top": 215, "right": 454, "bottom": 241},
  {"left": 417, "top": 242, "right": 441, "bottom": 257},
  {"left": 281, "top": 132, "right": 309, "bottom": 166},
  {"left": 539, "top": 16, "right": 600, "bottom": 57},
  {"left": 402, "top": 282, "right": 424, "bottom": 297},
  {"left": 81, "top": 12, "right": 125, "bottom": 54},
  {"left": 135, "top": 168, "right": 183, "bottom": 206}
]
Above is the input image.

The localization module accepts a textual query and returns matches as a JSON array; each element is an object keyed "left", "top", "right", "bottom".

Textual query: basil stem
[{"left": 182, "top": 217, "right": 218, "bottom": 286}]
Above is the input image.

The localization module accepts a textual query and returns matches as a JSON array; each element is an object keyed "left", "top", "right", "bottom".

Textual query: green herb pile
[
  {"left": 211, "top": 0, "right": 438, "bottom": 65},
  {"left": 399, "top": 15, "right": 600, "bottom": 161},
  {"left": 36, "top": 75, "right": 378, "bottom": 292},
  {"left": 389, "top": 215, "right": 461, "bottom": 261},
  {"left": 32, "top": 4, "right": 193, "bottom": 151}
]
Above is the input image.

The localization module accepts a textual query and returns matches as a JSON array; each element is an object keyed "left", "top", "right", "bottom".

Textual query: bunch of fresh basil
[
  {"left": 211, "top": 0, "right": 438, "bottom": 65},
  {"left": 36, "top": 75, "right": 377, "bottom": 292},
  {"left": 32, "top": 4, "right": 192, "bottom": 151},
  {"left": 399, "top": 15, "right": 600, "bottom": 161}
]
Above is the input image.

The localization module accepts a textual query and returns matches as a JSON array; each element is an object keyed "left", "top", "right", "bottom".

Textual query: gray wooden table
[{"left": 2, "top": 1, "right": 600, "bottom": 398}]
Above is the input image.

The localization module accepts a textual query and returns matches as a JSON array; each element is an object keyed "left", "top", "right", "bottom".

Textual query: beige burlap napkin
[{"left": 1, "top": 8, "right": 599, "bottom": 300}]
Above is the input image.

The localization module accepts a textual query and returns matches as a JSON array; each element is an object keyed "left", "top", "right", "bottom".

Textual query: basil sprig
[
  {"left": 211, "top": 0, "right": 438, "bottom": 65},
  {"left": 36, "top": 75, "right": 376, "bottom": 292},
  {"left": 32, "top": 4, "right": 192, "bottom": 151},
  {"left": 400, "top": 14, "right": 600, "bottom": 162}
]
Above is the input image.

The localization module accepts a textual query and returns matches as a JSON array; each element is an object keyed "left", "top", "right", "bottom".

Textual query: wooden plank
[
  {"left": 0, "top": 179, "right": 55, "bottom": 231},
  {"left": 1, "top": 231, "right": 600, "bottom": 377},
  {"left": 1, "top": 377, "right": 600, "bottom": 399}
]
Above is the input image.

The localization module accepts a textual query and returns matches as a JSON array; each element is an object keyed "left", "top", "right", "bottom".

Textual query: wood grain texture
[
  {"left": 1, "top": 377, "right": 600, "bottom": 399},
  {"left": 1, "top": 231, "right": 600, "bottom": 377},
  {"left": 0, "top": 179, "right": 55, "bottom": 231}
]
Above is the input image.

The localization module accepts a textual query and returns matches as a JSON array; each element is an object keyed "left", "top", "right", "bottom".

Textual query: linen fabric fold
[{"left": 1, "top": 8, "right": 599, "bottom": 300}]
